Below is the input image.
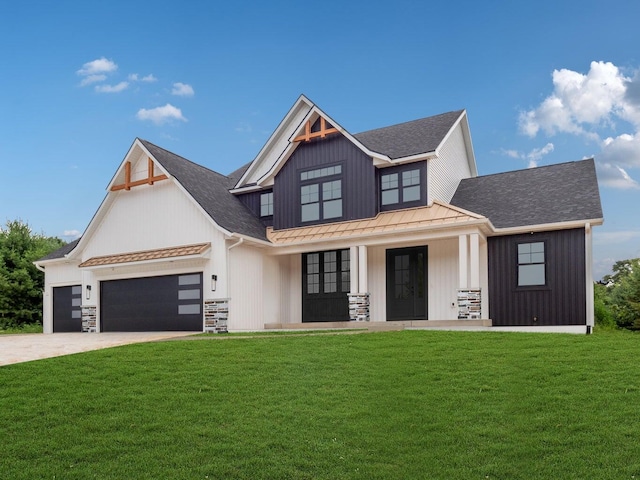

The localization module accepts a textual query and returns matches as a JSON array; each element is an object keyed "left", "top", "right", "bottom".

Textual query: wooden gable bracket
[
  {"left": 111, "top": 158, "right": 169, "bottom": 192},
  {"left": 293, "top": 116, "right": 339, "bottom": 142}
]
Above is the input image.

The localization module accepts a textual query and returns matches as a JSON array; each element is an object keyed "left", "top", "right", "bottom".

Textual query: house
[{"left": 35, "top": 95, "right": 604, "bottom": 334}]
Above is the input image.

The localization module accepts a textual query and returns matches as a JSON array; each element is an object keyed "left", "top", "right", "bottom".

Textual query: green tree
[
  {"left": 594, "top": 282, "right": 615, "bottom": 328},
  {"left": 0, "top": 220, "right": 65, "bottom": 327}
]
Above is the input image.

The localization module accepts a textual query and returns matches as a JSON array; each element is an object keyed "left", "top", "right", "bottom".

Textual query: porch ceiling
[
  {"left": 78, "top": 242, "right": 210, "bottom": 268},
  {"left": 267, "top": 202, "right": 486, "bottom": 245}
]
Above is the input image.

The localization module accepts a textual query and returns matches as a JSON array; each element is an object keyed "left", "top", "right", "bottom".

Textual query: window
[
  {"left": 518, "top": 242, "right": 545, "bottom": 286},
  {"left": 260, "top": 191, "right": 273, "bottom": 217},
  {"left": 300, "top": 165, "right": 342, "bottom": 223},
  {"left": 380, "top": 167, "right": 423, "bottom": 208},
  {"left": 305, "top": 250, "right": 350, "bottom": 295}
]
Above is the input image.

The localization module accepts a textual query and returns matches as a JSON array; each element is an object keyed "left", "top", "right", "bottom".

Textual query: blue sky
[{"left": 1, "top": 0, "right": 639, "bottom": 279}]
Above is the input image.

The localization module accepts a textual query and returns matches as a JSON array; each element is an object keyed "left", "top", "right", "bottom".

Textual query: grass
[
  {"left": 0, "top": 322, "right": 43, "bottom": 334},
  {"left": 1, "top": 329, "right": 639, "bottom": 479}
]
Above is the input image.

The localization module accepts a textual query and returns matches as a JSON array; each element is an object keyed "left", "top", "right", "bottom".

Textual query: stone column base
[
  {"left": 81, "top": 305, "right": 97, "bottom": 332},
  {"left": 457, "top": 289, "right": 481, "bottom": 319},
  {"left": 348, "top": 293, "right": 370, "bottom": 322},
  {"left": 204, "top": 299, "right": 229, "bottom": 333}
]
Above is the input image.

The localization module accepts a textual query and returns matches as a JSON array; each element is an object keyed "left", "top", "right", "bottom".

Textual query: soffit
[
  {"left": 79, "top": 243, "right": 210, "bottom": 268},
  {"left": 267, "top": 202, "right": 485, "bottom": 245}
]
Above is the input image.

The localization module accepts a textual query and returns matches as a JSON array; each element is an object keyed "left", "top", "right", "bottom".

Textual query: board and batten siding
[
  {"left": 273, "top": 134, "right": 376, "bottom": 230},
  {"left": 428, "top": 123, "right": 473, "bottom": 204},
  {"left": 368, "top": 239, "right": 461, "bottom": 321},
  {"left": 488, "top": 228, "right": 587, "bottom": 326},
  {"left": 228, "top": 244, "right": 266, "bottom": 330}
]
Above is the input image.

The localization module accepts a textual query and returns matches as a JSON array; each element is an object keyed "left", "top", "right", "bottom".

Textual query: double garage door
[{"left": 53, "top": 273, "right": 203, "bottom": 332}]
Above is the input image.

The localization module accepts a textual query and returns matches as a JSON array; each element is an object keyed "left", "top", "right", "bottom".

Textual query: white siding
[
  {"left": 367, "top": 239, "right": 460, "bottom": 322},
  {"left": 228, "top": 244, "right": 264, "bottom": 331},
  {"left": 428, "top": 123, "right": 473, "bottom": 204}
]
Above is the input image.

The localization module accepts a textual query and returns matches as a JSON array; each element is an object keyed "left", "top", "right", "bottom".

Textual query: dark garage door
[
  {"left": 53, "top": 285, "right": 82, "bottom": 332},
  {"left": 100, "top": 273, "right": 203, "bottom": 332}
]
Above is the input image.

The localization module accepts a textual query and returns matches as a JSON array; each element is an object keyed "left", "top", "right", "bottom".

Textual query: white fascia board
[
  {"left": 433, "top": 110, "right": 478, "bottom": 177},
  {"left": 234, "top": 95, "right": 315, "bottom": 189},
  {"left": 490, "top": 218, "right": 604, "bottom": 236},
  {"left": 229, "top": 232, "right": 273, "bottom": 248},
  {"left": 229, "top": 184, "right": 263, "bottom": 194}
]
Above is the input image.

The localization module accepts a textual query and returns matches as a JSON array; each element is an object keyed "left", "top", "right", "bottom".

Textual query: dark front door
[
  {"left": 386, "top": 246, "right": 427, "bottom": 320},
  {"left": 100, "top": 273, "right": 203, "bottom": 332},
  {"left": 302, "top": 249, "right": 350, "bottom": 322},
  {"left": 53, "top": 285, "right": 82, "bottom": 332}
]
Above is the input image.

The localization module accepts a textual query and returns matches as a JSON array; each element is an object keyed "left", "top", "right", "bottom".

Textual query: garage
[
  {"left": 53, "top": 285, "right": 83, "bottom": 332},
  {"left": 100, "top": 273, "right": 203, "bottom": 332}
]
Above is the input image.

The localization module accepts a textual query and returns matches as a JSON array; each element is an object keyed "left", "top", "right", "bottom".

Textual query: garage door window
[{"left": 178, "top": 274, "right": 201, "bottom": 315}]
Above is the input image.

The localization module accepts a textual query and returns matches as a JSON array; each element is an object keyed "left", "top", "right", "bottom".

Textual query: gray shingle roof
[
  {"left": 37, "top": 238, "right": 81, "bottom": 261},
  {"left": 139, "top": 140, "right": 268, "bottom": 241},
  {"left": 353, "top": 110, "right": 464, "bottom": 159},
  {"left": 450, "top": 159, "right": 603, "bottom": 228}
]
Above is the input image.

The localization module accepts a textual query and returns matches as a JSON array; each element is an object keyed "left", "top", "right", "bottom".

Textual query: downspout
[{"left": 34, "top": 263, "right": 45, "bottom": 273}]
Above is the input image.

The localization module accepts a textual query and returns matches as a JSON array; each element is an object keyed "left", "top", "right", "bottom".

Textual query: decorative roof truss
[
  {"left": 293, "top": 116, "right": 339, "bottom": 142},
  {"left": 111, "top": 157, "right": 168, "bottom": 191}
]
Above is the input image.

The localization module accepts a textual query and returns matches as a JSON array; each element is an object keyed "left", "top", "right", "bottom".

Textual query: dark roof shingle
[
  {"left": 353, "top": 110, "right": 464, "bottom": 159},
  {"left": 450, "top": 159, "right": 603, "bottom": 228},
  {"left": 37, "top": 238, "right": 81, "bottom": 261}
]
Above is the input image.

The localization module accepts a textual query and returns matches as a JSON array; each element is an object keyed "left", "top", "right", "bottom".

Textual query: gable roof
[
  {"left": 353, "top": 110, "right": 465, "bottom": 159},
  {"left": 138, "top": 139, "right": 268, "bottom": 241},
  {"left": 450, "top": 159, "right": 603, "bottom": 229},
  {"left": 37, "top": 238, "right": 81, "bottom": 262}
]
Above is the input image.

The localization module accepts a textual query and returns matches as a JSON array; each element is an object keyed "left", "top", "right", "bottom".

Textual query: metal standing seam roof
[
  {"left": 266, "top": 202, "right": 485, "bottom": 244},
  {"left": 78, "top": 242, "right": 211, "bottom": 268}
]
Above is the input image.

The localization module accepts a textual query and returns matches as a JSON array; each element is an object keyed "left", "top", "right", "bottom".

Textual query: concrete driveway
[{"left": 0, "top": 332, "right": 196, "bottom": 367}]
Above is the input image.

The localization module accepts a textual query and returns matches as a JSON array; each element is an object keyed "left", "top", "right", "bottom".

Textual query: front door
[{"left": 386, "top": 246, "right": 427, "bottom": 320}]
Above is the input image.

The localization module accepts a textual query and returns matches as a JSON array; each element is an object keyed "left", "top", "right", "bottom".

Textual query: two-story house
[{"left": 36, "top": 95, "right": 604, "bottom": 333}]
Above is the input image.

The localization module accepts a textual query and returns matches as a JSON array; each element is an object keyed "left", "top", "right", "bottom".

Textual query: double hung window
[
  {"left": 300, "top": 165, "right": 343, "bottom": 223},
  {"left": 260, "top": 191, "right": 273, "bottom": 217},
  {"left": 517, "top": 242, "right": 546, "bottom": 286}
]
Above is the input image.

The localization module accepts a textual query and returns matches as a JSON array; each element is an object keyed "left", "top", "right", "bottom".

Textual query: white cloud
[
  {"left": 136, "top": 104, "right": 187, "bottom": 125},
  {"left": 519, "top": 60, "right": 640, "bottom": 189},
  {"left": 499, "top": 143, "right": 554, "bottom": 168},
  {"left": 77, "top": 57, "right": 118, "bottom": 77},
  {"left": 80, "top": 74, "right": 106, "bottom": 86},
  {"left": 62, "top": 229, "right": 82, "bottom": 240},
  {"left": 95, "top": 81, "right": 129, "bottom": 93},
  {"left": 171, "top": 82, "right": 194, "bottom": 97},
  {"left": 129, "top": 73, "right": 158, "bottom": 82},
  {"left": 596, "top": 162, "right": 640, "bottom": 189}
]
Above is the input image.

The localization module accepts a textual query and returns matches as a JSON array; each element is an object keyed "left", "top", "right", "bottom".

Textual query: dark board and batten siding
[
  {"left": 236, "top": 191, "right": 273, "bottom": 227},
  {"left": 488, "top": 228, "right": 586, "bottom": 326},
  {"left": 274, "top": 134, "right": 377, "bottom": 230}
]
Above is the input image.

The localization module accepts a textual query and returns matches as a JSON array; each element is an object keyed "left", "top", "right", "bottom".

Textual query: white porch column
[
  {"left": 585, "top": 223, "right": 594, "bottom": 330},
  {"left": 458, "top": 234, "right": 468, "bottom": 289},
  {"left": 470, "top": 233, "right": 480, "bottom": 289},
  {"left": 358, "top": 245, "right": 368, "bottom": 293},
  {"left": 350, "top": 246, "right": 359, "bottom": 293}
]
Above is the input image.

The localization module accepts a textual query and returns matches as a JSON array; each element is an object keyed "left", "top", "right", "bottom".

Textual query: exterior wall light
[
  {"left": 86, "top": 284, "right": 92, "bottom": 300},
  {"left": 211, "top": 274, "right": 217, "bottom": 292}
]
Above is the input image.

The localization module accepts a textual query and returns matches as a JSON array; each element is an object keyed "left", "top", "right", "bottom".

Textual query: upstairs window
[
  {"left": 300, "top": 165, "right": 343, "bottom": 223},
  {"left": 380, "top": 165, "right": 424, "bottom": 210},
  {"left": 518, "top": 242, "right": 546, "bottom": 286},
  {"left": 260, "top": 191, "right": 273, "bottom": 217}
]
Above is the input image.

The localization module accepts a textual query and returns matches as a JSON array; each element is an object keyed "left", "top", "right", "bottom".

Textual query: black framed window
[
  {"left": 380, "top": 164, "right": 425, "bottom": 210},
  {"left": 304, "top": 249, "right": 350, "bottom": 295},
  {"left": 517, "top": 242, "right": 546, "bottom": 286},
  {"left": 260, "top": 191, "right": 273, "bottom": 217},
  {"left": 300, "top": 164, "right": 343, "bottom": 223}
]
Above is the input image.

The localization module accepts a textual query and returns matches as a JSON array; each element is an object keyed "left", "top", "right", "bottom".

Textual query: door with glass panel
[
  {"left": 386, "top": 246, "right": 427, "bottom": 320},
  {"left": 302, "top": 249, "right": 350, "bottom": 322}
]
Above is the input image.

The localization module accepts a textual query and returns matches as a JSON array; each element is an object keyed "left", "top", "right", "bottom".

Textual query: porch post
[
  {"left": 348, "top": 245, "right": 370, "bottom": 322},
  {"left": 470, "top": 233, "right": 480, "bottom": 289},
  {"left": 350, "top": 246, "right": 359, "bottom": 293},
  {"left": 458, "top": 234, "right": 468, "bottom": 289},
  {"left": 585, "top": 223, "right": 594, "bottom": 331}
]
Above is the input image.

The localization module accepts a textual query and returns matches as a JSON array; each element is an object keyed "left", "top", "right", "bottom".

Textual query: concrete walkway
[{"left": 0, "top": 332, "right": 196, "bottom": 367}]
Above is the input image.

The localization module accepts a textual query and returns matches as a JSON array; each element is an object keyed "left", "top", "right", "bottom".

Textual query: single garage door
[
  {"left": 100, "top": 273, "right": 203, "bottom": 332},
  {"left": 53, "top": 285, "right": 83, "bottom": 332}
]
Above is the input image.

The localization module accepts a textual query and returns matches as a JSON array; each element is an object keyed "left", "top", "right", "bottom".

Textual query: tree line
[
  {"left": 595, "top": 258, "right": 640, "bottom": 330},
  {"left": 0, "top": 220, "right": 65, "bottom": 328}
]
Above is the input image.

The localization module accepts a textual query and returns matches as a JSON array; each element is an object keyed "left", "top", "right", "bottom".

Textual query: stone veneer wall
[
  {"left": 204, "top": 299, "right": 229, "bottom": 333},
  {"left": 81, "top": 305, "right": 97, "bottom": 332},
  {"left": 348, "top": 293, "right": 370, "bottom": 322},
  {"left": 457, "top": 289, "right": 481, "bottom": 319}
]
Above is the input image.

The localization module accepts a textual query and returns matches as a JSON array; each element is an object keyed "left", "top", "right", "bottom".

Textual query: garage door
[
  {"left": 53, "top": 285, "right": 82, "bottom": 332},
  {"left": 100, "top": 273, "right": 203, "bottom": 332}
]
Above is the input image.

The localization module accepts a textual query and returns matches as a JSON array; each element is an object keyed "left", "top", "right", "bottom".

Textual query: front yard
[{"left": 1, "top": 330, "right": 638, "bottom": 479}]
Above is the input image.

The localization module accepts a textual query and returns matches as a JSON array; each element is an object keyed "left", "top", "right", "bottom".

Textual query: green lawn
[{"left": 1, "top": 330, "right": 639, "bottom": 479}]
